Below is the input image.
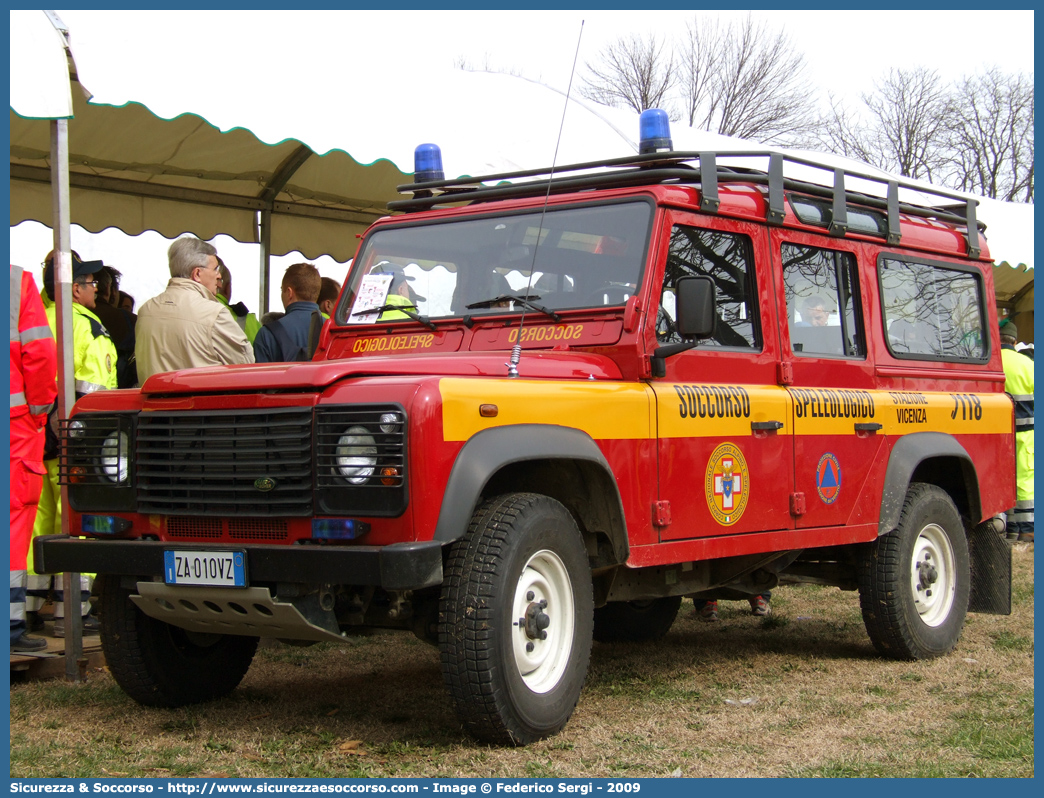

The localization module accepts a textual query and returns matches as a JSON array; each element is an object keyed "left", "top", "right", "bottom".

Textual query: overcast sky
[
  {"left": 48, "top": 9, "right": 1035, "bottom": 129},
  {"left": 9, "top": 8, "right": 1035, "bottom": 310}
]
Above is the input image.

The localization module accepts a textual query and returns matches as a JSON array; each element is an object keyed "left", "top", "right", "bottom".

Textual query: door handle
[
  {"left": 751, "top": 420, "right": 784, "bottom": 432},
  {"left": 854, "top": 422, "right": 883, "bottom": 433}
]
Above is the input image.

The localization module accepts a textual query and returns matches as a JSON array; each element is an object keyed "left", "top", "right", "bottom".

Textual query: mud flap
[{"left": 967, "top": 520, "right": 1012, "bottom": 615}]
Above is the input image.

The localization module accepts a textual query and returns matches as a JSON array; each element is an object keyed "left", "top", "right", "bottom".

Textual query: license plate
[{"left": 164, "top": 550, "right": 246, "bottom": 587}]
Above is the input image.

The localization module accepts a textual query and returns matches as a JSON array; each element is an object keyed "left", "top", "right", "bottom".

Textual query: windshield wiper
[
  {"left": 352, "top": 304, "right": 437, "bottom": 331},
  {"left": 466, "top": 294, "right": 561, "bottom": 323}
]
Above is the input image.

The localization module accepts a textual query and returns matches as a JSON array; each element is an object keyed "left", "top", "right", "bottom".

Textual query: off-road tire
[
  {"left": 439, "top": 493, "right": 594, "bottom": 745},
  {"left": 593, "top": 596, "right": 682, "bottom": 642},
  {"left": 98, "top": 574, "right": 258, "bottom": 707},
  {"left": 858, "top": 483, "right": 970, "bottom": 660}
]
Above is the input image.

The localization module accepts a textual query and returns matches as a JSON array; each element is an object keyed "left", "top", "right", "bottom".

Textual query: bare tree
[
  {"left": 946, "top": 69, "right": 1034, "bottom": 203},
  {"left": 679, "top": 15, "right": 819, "bottom": 145},
  {"left": 677, "top": 17, "right": 720, "bottom": 130},
  {"left": 818, "top": 94, "right": 881, "bottom": 165},
  {"left": 453, "top": 52, "right": 495, "bottom": 72},
  {"left": 820, "top": 68, "right": 951, "bottom": 182},
  {"left": 579, "top": 33, "right": 675, "bottom": 114},
  {"left": 869, "top": 68, "right": 952, "bottom": 181}
]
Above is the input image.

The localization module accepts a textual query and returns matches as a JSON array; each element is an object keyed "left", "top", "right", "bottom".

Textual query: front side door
[{"left": 651, "top": 212, "right": 794, "bottom": 541}]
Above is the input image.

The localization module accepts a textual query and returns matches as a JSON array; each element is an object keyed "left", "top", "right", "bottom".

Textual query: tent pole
[
  {"left": 259, "top": 208, "right": 272, "bottom": 315},
  {"left": 50, "top": 116, "right": 84, "bottom": 680}
]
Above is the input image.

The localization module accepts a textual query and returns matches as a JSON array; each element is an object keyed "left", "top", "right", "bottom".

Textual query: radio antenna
[{"left": 507, "top": 19, "right": 584, "bottom": 378}]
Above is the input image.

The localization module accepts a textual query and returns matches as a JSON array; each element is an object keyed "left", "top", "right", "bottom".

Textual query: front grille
[
  {"left": 230, "top": 518, "right": 288, "bottom": 540},
  {"left": 168, "top": 517, "right": 222, "bottom": 538},
  {"left": 166, "top": 516, "right": 288, "bottom": 542},
  {"left": 137, "top": 408, "right": 313, "bottom": 517}
]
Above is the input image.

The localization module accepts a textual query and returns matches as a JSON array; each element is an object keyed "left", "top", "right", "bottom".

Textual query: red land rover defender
[{"left": 37, "top": 110, "right": 1015, "bottom": 745}]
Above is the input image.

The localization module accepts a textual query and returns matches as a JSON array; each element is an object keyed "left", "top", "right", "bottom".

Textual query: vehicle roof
[{"left": 387, "top": 149, "right": 991, "bottom": 264}]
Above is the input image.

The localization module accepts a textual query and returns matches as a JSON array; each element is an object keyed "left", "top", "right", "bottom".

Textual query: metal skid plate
[{"left": 130, "top": 583, "right": 346, "bottom": 642}]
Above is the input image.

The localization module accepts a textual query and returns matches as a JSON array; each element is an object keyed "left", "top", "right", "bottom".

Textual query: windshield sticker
[
  {"left": 816, "top": 452, "right": 842, "bottom": 505},
  {"left": 705, "top": 442, "right": 749, "bottom": 526},
  {"left": 349, "top": 273, "right": 393, "bottom": 324}
]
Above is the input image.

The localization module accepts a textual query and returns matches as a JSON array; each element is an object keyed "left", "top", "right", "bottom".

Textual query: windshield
[{"left": 338, "top": 200, "right": 653, "bottom": 324}]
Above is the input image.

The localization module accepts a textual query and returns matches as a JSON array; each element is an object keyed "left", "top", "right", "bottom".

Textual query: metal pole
[
  {"left": 50, "top": 116, "right": 83, "bottom": 679},
  {"left": 258, "top": 208, "right": 272, "bottom": 315}
]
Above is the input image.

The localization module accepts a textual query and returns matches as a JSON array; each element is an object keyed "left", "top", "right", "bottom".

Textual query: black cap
[
  {"left": 75, "top": 259, "right": 104, "bottom": 280},
  {"left": 374, "top": 262, "right": 426, "bottom": 302},
  {"left": 43, "top": 253, "right": 102, "bottom": 299}
]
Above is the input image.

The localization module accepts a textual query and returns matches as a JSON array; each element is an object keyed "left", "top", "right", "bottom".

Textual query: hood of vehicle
[{"left": 139, "top": 351, "right": 624, "bottom": 395}]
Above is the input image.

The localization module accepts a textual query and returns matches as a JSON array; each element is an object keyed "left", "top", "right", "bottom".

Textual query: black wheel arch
[
  {"left": 433, "top": 425, "right": 629, "bottom": 566},
  {"left": 878, "top": 432, "right": 982, "bottom": 536}
]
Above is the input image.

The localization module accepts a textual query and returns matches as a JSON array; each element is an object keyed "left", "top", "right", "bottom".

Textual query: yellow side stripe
[
  {"left": 790, "top": 387, "right": 1011, "bottom": 436},
  {"left": 440, "top": 378, "right": 654, "bottom": 442},
  {"left": 440, "top": 379, "right": 1011, "bottom": 442}
]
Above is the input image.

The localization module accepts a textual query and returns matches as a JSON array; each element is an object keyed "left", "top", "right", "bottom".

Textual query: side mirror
[
  {"left": 650, "top": 276, "right": 716, "bottom": 377},
  {"left": 675, "top": 276, "right": 716, "bottom": 339}
]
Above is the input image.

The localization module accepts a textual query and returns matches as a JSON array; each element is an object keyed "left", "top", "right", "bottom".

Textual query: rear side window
[
  {"left": 879, "top": 256, "right": 988, "bottom": 361},
  {"left": 658, "top": 226, "right": 761, "bottom": 349},
  {"left": 782, "top": 244, "right": 865, "bottom": 358}
]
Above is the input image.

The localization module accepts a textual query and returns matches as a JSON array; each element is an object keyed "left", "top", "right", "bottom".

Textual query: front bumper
[{"left": 33, "top": 535, "right": 444, "bottom": 591}]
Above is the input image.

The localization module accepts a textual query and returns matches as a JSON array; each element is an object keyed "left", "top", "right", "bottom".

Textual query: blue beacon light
[
  {"left": 312, "top": 518, "right": 371, "bottom": 540},
  {"left": 414, "top": 143, "right": 445, "bottom": 183},
  {"left": 638, "top": 109, "right": 673, "bottom": 155},
  {"left": 81, "top": 515, "right": 132, "bottom": 535}
]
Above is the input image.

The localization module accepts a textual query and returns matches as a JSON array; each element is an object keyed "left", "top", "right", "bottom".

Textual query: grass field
[{"left": 9, "top": 544, "right": 1033, "bottom": 778}]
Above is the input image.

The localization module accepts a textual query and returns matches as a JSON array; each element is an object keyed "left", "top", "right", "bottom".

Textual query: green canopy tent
[{"left": 11, "top": 91, "right": 407, "bottom": 316}]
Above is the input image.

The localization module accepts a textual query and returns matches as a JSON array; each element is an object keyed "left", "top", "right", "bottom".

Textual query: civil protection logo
[
  {"left": 816, "top": 452, "right": 842, "bottom": 504},
  {"left": 705, "top": 442, "right": 749, "bottom": 525}
]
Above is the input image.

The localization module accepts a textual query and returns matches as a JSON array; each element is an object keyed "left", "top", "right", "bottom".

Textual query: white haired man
[{"left": 135, "top": 237, "right": 254, "bottom": 382}]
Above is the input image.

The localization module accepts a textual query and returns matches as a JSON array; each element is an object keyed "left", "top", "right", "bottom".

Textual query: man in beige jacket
[{"left": 135, "top": 237, "right": 254, "bottom": 383}]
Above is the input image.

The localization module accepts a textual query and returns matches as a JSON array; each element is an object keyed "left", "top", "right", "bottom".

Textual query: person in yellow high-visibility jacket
[
  {"left": 27, "top": 254, "right": 116, "bottom": 637},
  {"left": 216, "top": 259, "right": 262, "bottom": 344},
  {"left": 1000, "top": 318, "right": 1033, "bottom": 543},
  {"left": 318, "top": 276, "right": 341, "bottom": 320},
  {"left": 378, "top": 272, "right": 425, "bottom": 320}
]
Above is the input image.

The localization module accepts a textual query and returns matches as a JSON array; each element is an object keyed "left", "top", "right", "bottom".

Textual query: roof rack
[{"left": 389, "top": 150, "right": 983, "bottom": 259}]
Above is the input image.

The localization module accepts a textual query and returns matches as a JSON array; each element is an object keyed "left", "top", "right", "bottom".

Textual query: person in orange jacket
[{"left": 10, "top": 263, "right": 58, "bottom": 652}]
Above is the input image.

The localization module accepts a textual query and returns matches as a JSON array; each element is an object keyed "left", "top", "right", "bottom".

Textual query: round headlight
[
  {"left": 100, "top": 431, "right": 129, "bottom": 483},
  {"left": 68, "top": 419, "right": 86, "bottom": 439},
  {"left": 379, "top": 412, "right": 402, "bottom": 434},
  {"left": 335, "top": 426, "right": 377, "bottom": 484}
]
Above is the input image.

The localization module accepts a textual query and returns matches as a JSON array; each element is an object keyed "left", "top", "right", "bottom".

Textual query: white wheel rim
[
  {"left": 910, "top": 522, "right": 957, "bottom": 627},
  {"left": 511, "top": 549, "right": 575, "bottom": 694}
]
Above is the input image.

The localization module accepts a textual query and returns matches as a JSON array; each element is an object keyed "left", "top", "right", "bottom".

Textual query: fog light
[{"left": 312, "top": 518, "right": 371, "bottom": 540}]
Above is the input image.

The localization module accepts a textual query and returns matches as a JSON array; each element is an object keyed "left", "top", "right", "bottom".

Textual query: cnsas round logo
[
  {"left": 816, "top": 452, "right": 842, "bottom": 504},
  {"left": 705, "top": 442, "right": 749, "bottom": 525}
]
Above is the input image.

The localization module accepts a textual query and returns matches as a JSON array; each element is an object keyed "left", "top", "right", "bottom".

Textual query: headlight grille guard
[
  {"left": 59, "top": 413, "right": 136, "bottom": 488},
  {"left": 315, "top": 404, "right": 408, "bottom": 517}
]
